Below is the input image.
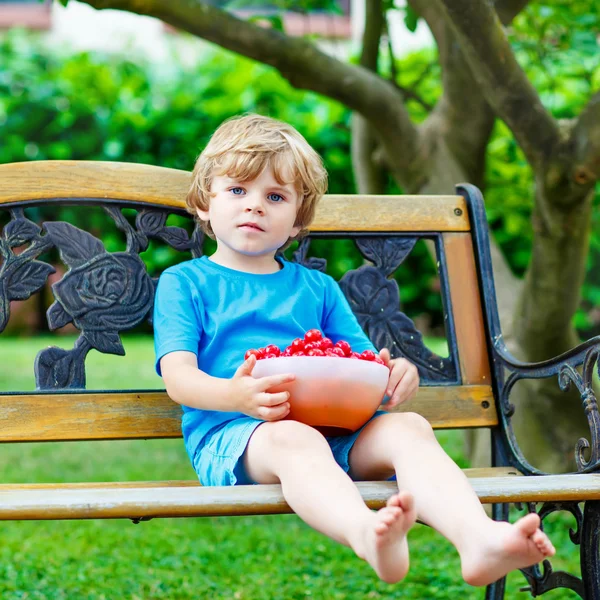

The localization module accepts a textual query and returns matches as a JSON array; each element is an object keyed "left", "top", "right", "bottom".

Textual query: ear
[
  {"left": 196, "top": 208, "right": 210, "bottom": 222},
  {"left": 290, "top": 224, "right": 301, "bottom": 238}
]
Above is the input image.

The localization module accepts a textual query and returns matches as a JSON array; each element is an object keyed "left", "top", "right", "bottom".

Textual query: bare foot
[
  {"left": 354, "top": 491, "right": 417, "bottom": 584},
  {"left": 461, "top": 513, "right": 556, "bottom": 587}
]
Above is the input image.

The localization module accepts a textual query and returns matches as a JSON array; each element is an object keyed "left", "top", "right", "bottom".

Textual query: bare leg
[
  {"left": 243, "top": 420, "right": 417, "bottom": 583},
  {"left": 348, "top": 412, "right": 555, "bottom": 587}
]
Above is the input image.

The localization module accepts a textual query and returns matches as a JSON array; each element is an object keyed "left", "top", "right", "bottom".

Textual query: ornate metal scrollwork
[
  {"left": 290, "top": 235, "right": 457, "bottom": 383},
  {"left": 558, "top": 347, "right": 600, "bottom": 472},
  {"left": 3, "top": 207, "right": 456, "bottom": 389},
  {"left": 516, "top": 501, "right": 587, "bottom": 598},
  {"left": 1, "top": 205, "right": 204, "bottom": 390},
  {"left": 493, "top": 337, "right": 600, "bottom": 476},
  {"left": 342, "top": 237, "right": 456, "bottom": 383},
  {"left": 0, "top": 209, "right": 55, "bottom": 332},
  {"left": 290, "top": 237, "right": 327, "bottom": 272}
]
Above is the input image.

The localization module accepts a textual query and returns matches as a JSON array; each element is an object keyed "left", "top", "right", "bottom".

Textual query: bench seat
[{"left": 3, "top": 469, "right": 600, "bottom": 521}]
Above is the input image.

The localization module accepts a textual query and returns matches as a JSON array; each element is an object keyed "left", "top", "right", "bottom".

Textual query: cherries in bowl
[{"left": 248, "top": 330, "right": 389, "bottom": 436}]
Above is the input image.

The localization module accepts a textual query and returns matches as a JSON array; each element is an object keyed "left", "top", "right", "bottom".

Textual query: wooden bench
[{"left": 1, "top": 160, "right": 599, "bottom": 598}]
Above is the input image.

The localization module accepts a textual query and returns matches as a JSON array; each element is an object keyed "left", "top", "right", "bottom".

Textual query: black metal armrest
[
  {"left": 491, "top": 335, "right": 600, "bottom": 473},
  {"left": 492, "top": 334, "right": 600, "bottom": 379}
]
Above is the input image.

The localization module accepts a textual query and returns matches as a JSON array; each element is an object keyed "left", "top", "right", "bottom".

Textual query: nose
[{"left": 244, "top": 193, "right": 265, "bottom": 215}]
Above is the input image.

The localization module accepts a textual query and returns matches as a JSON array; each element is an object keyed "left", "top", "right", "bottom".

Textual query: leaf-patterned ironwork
[
  {"left": 3, "top": 205, "right": 456, "bottom": 389},
  {"left": 290, "top": 237, "right": 327, "bottom": 272},
  {"left": 0, "top": 209, "right": 54, "bottom": 332},
  {"left": 289, "top": 236, "right": 455, "bottom": 383},
  {"left": 2, "top": 206, "right": 206, "bottom": 390},
  {"left": 35, "top": 337, "right": 90, "bottom": 389},
  {"left": 355, "top": 237, "right": 417, "bottom": 277},
  {"left": 347, "top": 236, "right": 455, "bottom": 383}
]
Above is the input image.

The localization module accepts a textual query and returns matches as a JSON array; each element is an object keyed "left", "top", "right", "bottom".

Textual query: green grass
[{"left": 0, "top": 336, "right": 582, "bottom": 599}]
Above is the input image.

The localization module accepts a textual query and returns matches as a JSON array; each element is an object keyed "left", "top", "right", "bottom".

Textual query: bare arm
[
  {"left": 160, "top": 351, "right": 296, "bottom": 421},
  {"left": 160, "top": 351, "right": 235, "bottom": 411}
]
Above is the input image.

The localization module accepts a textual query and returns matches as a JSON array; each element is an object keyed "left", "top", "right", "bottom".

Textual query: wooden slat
[
  {"left": 0, "top": 385, "right": 496, "bottom": 443},
  {"left": 316, "top": 195, "right": 469, "bottom": 232},
  {"left": 0, "top": 161, "right": 470, "bottom": 232},
  {"left": 0, "top": 391, "right": 182, "bottom": 442},
  {"left": 0, "top": 161, "right": 189, "bottom": 206},
  {"left": 0, "top": 468, "right": 523, "bottom": 492},
  {"left": 389, "top": 385, "right": 497, "bottom": 428},
  {"left": 443, "top": 233, "right": 492, "bottom": 385},
  {"left": 2, "top": 473, "right": 599, "bottom": 521}
]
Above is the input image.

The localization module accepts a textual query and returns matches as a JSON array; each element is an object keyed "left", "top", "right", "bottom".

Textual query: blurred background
[
  {"left": 1, "top": 0, "right": 597, "bottom": 348},
  {"left": 0, "top": 2, "right": 599, "bottom": 598}
]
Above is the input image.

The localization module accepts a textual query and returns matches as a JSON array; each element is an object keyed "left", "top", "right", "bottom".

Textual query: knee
[
  {"left": 381, "top": 412, "right": 435, "bottom": 440},
  {"left": 259, "top": 420, "right": 328, "bottom": 454}
]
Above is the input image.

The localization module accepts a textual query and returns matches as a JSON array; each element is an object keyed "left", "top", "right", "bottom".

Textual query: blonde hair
[{"left": 186, "top": 114, "right": 328, "bottom": 246}]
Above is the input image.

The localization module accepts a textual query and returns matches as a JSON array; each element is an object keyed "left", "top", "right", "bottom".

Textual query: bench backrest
[{"left": 0, "top": 161, "right": 497, "bottom": 443}]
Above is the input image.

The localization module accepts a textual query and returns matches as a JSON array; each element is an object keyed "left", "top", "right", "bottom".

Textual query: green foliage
[
  {"left": 223, "top": 0, "right": 343, "bottom": 13},
  {"left": 0, "top": 17, "right": 599, "bottom": 336}
]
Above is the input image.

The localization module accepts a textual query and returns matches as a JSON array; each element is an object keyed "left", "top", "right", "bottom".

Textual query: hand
[
  {"left": 229, "top": 354, "right": 296, "bottom": 421},
  {"left": 379, "top": 348, "right": 419, "bottom": 409}
]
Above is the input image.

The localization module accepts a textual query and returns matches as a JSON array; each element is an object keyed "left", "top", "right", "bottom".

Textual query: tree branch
[
  {"left": 80, "top": 0, "right": 424, "bottom": 187},
  {"left": 352, "top": 0, "right": 387, "bottom": 194},
  {"left": 494, "top": 0, "right": 530, "bottom": 25},
  {"left": 570, "top": 90, "right": 600, "bottom": 188},
  {"left": 359, "top": 0, "right": 384, "bottom": 70},
  {"left": 410, "top": 0, "right": 494, "bottom": 187},
  {"left": 435, "top": 0, "right": 559, "bottom": 171}
]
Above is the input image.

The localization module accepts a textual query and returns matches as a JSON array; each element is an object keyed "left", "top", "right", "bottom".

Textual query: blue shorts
[{"left": 192, "top": 411, "right": 387, "bottom": 486}]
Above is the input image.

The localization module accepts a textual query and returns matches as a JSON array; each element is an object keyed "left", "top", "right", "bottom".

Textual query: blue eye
[
  {"left": 268, "top": 193, "right": 284, "bottom": 203},
  {"left": 230, "top": 187, "right": 245, "bottom": 195}
]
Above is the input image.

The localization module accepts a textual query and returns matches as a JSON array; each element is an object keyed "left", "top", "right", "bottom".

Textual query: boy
[{"left": 154, "top": 114, "right": 555, "bottom": 586}]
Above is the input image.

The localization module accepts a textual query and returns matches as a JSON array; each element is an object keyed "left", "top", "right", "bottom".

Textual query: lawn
[{"left": 0, "top": 336, "right": 582, "bottom": 599}]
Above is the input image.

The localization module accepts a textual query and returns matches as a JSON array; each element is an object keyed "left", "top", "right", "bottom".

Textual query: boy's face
[{"left": 198, "top": 165, "right": 301, "bottom": 262}]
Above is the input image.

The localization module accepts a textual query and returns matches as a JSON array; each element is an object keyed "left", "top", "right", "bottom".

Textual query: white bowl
[{"left": 252, "top": 355, "right": 389, "bottom": 436}]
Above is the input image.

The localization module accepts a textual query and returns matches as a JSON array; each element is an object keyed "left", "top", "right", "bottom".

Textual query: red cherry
[
  {"left": 330, "top": 347, "right": 346, "bottom": 358},
  {"left": 244, "top": 349, "right": 261, "bottom": 360},
  {"left": 263, "top": 353, "right": 277, "bottom": 359},
  {"left": 282, "top": 348, "right": 293, "bottom": 356},
  {"left": 350, "top": 352, "right": 362, "bottom": 359},
  {"left": 307, "top": 348, "right": 325, "bottom": 356},
  {"left": 334, "top": 340, "right": 352, "bottom": 356},
  {"left": 374, "top": 356, "right": 385, "bottom": 365},
  {"left": 325, "top": 349, "right": 341, "bottom": 357},
  {"left": 304, "top": 329, "right": 323, "bottom": 343},
  {"left": 303, "top": 342, "right": 316, "bottom": 352},
  {"left": 360, "top": 350, "right": 376, "bottom": 361},
  {"left": 290, "top": 338, "right": 305, "bottom": 353},
  {"left": 256, "top": 348, "right": 267, "bottom": 360},
  {"left": 320, "top": 337, "right": 333, "bottom": 350},
  {"left": 294, "top": 351, "right": 306, "bottom": 356},
  {"left": 264, "top": 344, "right": 281, "bottom": 357}
]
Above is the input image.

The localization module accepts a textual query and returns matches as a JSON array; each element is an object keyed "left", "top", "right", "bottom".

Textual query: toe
[
  {"left": 387, "top": 494, "right": 402, "bottom": 508},
  {"left": 397, "top": 491, "right": 415, "bottom": 513},
  {"left": 375, "top": 522, "right": 388, "bottom": 535},
  {"left": 531, "top": 529, "right": 545, "bottom": 545},
  {"left": 515, "top": 513, "right": 541, "bottom": 537}
]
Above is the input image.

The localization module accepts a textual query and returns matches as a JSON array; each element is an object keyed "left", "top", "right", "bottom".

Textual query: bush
[{"left": 0, "top": 28, "right": 598, "bottom": 336}]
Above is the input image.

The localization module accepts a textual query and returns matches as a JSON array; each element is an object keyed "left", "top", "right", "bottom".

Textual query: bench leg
[
  {"left": 516, "top": 501, "right": 589, "bottom": 598},
  {"left": 581, "top": 500, "right": 600, "bottom": 599},
  {"left": 484, "top": 502, "right": 508, "bottom": 600}
]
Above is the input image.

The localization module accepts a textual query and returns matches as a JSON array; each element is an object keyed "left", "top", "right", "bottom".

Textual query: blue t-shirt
[{"left": 153, "top": 255, "right": 376, "bottom": 462}]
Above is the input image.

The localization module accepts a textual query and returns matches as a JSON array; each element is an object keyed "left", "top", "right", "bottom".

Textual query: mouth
[{"left": 238, "top": 223, "right": 265, "bottom": 232}]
